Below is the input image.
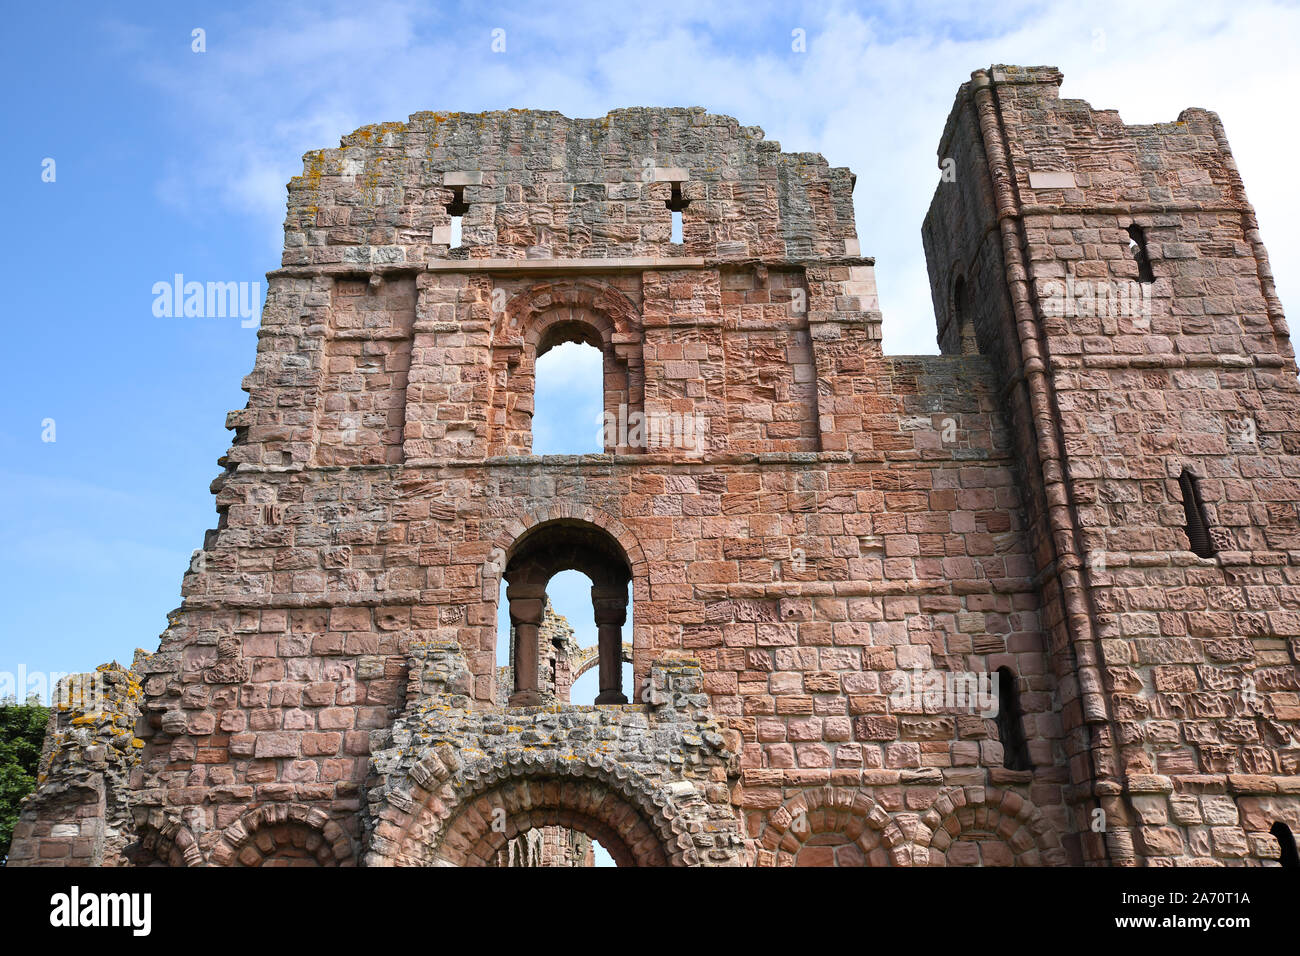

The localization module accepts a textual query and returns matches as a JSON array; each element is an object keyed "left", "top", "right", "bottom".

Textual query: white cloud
[{"left": 125, "top": 0, "right": 1300, "bottom": 354}]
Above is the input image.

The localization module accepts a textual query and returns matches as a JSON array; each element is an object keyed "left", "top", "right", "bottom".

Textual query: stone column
[
  {"left": 507, "top": 585, "right": 546, "bottom": 707},
  {"left": 591, "top": 588, "right": 628, "bottom": 704}
]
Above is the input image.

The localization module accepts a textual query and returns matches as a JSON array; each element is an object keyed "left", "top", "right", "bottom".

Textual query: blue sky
[{"left": 2, "top": 0, "right": 1298, "bottom": 702}]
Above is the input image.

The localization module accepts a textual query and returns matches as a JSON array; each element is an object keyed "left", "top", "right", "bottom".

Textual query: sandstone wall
[
  {"left": 923, "top": 65, "right": 1300, "bottom": 865},
  {"left": 10, "top": 72, "right": 1297, "bottom": 867}
]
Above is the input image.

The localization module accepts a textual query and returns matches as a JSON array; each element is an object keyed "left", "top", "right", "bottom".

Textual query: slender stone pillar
[
  {"left": 507, "top": 585, "right": 546, "bottom": 707},
  {"left": 591, "top": 588, "right": 628, "bottom": 704}
]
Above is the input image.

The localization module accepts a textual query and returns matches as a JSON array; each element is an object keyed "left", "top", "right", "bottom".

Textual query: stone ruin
[{"left": 9, "top": 65, "right": 1300, "bottom": 867}]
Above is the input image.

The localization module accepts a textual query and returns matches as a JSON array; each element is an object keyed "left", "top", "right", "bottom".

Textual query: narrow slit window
[
  {"left": 1271, "top": 822, "right": 1300, "bottom": 869},
  {"left": 446, "top": 185, "right": 468, "bottom": 250},
  {"left": 995, "top": 666, "right": 1031, "bottom": 771},
  {"left": 666, "top": 182, "right": 689, "bottom": 245},
  {"left": 953, "top": 275, "right": 977, "bottom": 355},
  {"left": 1179, "top": 468, "right": 1216, "bottom": 558},
  {"left": 1127, "top": 224, "right": 1155, "bottom": 284}
]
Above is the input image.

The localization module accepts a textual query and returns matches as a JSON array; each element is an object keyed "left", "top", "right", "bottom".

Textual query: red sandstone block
[
  {"left": 254, "top": 733, "right": 300, "bottom": 758},
  {"left": 302, "top": 732, "right": 343, "bottom": 755},
  {"left": 318, "top": 708, "right": 355, "bottom": 730},
  {"left": 855, "top": 716, "right": 898, "bottom": 740},
  {"left": 774, "top": 696, "right": 814, "bottom": 715}
]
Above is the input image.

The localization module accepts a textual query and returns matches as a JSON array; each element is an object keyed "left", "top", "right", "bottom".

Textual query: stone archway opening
[
  {"left": 485, "top": 816, "right": 629, "bottom": 868},
  {"left": 491, "top": 825, "right": 605, "bottom": 867},
  {"left": 501, "top": 519, "right": 633, "bottom": 706},
  {"left": 433, "top": 774, "right": 672, "bottom": 868}
]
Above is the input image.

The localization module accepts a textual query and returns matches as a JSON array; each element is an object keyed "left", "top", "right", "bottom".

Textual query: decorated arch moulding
[
  {"left": 371, "top": 747, "right": 702, "bottom": 868},
  {"left": 208, "top": 802, "right": 354, "bottom": 867},
  {"left": 757, "top": 786, "right": 892, "bottom": 867},
  {"left": 132, "top": 810, "right": 203, "bottom": 868},
  {"left": 906, "top": 785, "right": 1065, "bottom": 867},
  {"left": 500, "top": 278, "right": 641, "bottom": 346}
]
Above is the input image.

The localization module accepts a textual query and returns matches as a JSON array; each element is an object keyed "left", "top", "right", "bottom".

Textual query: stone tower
[
  {"left": 921, "top": 65, "right": 1300, "bottom": 865},
  {"left": 8, "top": 66, "right": 1298, "bottom": 867}
]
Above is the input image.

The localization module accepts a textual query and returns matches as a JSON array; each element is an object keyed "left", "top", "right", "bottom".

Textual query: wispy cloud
[{"left": 119, "top": 0, "right": 1300, "bottom": 355}]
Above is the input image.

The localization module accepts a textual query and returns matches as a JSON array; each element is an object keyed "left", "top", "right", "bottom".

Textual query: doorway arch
[
  {"left": 366, "top": 748, "right": 702, "bottom": 867},
  {"left": 441, "top": 784, "right": 663, "bottom": 867}
]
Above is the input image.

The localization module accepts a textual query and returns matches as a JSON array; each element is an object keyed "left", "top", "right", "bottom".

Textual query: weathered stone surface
[{"left": 10, "top": 65, "right": 1300, "bottom": 867}]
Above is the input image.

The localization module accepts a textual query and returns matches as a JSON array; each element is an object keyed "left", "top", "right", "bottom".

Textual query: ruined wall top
[
  {"left": 934, "top": 64, "right": 1247, "bottom": 210},
  {"left": 282, "top": 107, "right": 860, "bottom": 266}
]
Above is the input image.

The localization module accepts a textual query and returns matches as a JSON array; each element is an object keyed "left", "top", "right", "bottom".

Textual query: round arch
[
  {"left": 490, "top": 278, "right": 644, "bottom": 456},
  {"left": 491, "top": 504, "right": 648, "bottom": 575},
  {"left": 208, "top": 803, "right": 354, "bottom": 867},
  {"left": 913, "top": 786, "right": 1065, "bottom": 867},
  {"left": 501, "top": 518, "right": 633, "bottom": 705},
  {"left": 129, "top": 812, "right": 203, "bottom": 867},
  {"left": 482, "top": 507, "right": 648, "bottom": 707},
  {"left": 443, "top": 783, "right": 663, "bottom": 867},
  {"left": 948, "top": 272, "right": 978, "bottom": 355},
  {"left": 502, "top": 279, "right": 641, "bottom": 343},
  {"left": 572, "top": 641, "right": 633, "bottom": 684},
  {"left": 375, "top": 751, "right": 699, "bottom": 868},
  {"left": 756, "top": 787, "right": 891, "bottom": 867}
]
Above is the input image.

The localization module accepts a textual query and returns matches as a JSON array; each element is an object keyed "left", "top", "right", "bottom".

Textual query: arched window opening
[
  {"left": 952, "top": 275, "right": 977, "bottom": 355},
  {"left": 533, "top": 334, "right": 603, "bottom": 455},
  {"left": 445, "top": 185, "right": 468, "bottom": 249},
  {"left": 666, "top": 182, "right": 689, "bottom": 246},
  {"left": 995, "top": 666, "right": 1031, "bottom": 771},
  {"left": 1272, "top": 822, "right": 1300, "bottom": 869},
  {"left": 1179, "top": 468, "right": 1216, "bottom": 558},
  {"left": 493, "top": 283, "right": 644, "bottom": 458},
  {"left": 500, "top": 520, "right": 632, "bottom": 707},
  {"left": 1127, "top": 224, "right": 1155, "bottom": 284}
]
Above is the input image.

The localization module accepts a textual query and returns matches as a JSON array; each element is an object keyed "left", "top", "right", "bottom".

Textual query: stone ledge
[
  {"left": 224, "top": 449, "right": 1031, "bottom": 477},
  {"left": 1053, "top": 353, "right": 1286, "bottom": 370},
  {"left": 266, "top": 254, "right": 878, "bottom": 280},
  {"left": 425, "top": 255, "right": 707, "bottom": 272},
  {"left": 1020, "top": 201, "right": 1246, "bottom": 218},
  {"left": 181, "top": 590, "right": 421, "bottom": 610}
]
